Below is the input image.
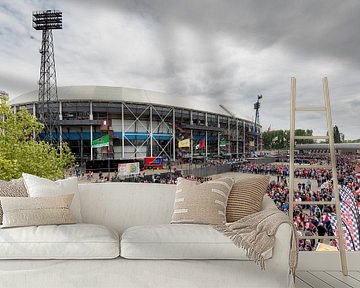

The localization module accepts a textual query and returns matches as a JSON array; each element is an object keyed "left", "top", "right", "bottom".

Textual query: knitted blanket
[{"left": 214, "top": 208, "right": 298, "bottom": 276}]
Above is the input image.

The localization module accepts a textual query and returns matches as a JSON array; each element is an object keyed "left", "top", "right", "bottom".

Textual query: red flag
[
  {"left": 267, "top": 125, "right": 271, "bottom": 132},
  {"left": 199, "top": 139, "right": 205, "bottom": 149}
]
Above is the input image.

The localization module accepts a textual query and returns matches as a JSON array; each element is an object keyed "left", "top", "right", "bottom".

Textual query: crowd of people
[
  {"left": 109, "top": 170, "right": 212, "bottom": 184},
  {"left": 266, "top": 179, "right": 339, "bottom": 251},
  {"left": 235, "top": 154, "right": 359, "bottom": 251},
  {"left": 233, "top": 155, "right": 359, "bottom": 202}
]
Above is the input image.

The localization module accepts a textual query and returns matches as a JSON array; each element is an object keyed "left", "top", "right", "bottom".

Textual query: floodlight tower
[
  {"left": 32, "top": 10, "right": 62, "bottom": 144},
  {"left": 253, "top": 94, "right": 262, "bottom": 152}
]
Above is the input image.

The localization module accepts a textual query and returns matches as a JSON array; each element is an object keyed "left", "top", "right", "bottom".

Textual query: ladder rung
[
  {"left": 294, "top": 164, "right": 332, "bottom": 169},
  {"left": 295, "top": 107, "right": 326, "bottom": 112},
  {"left": 294, "top": 201, "right": 335, "bottom": 205},
  {"left": 294, "top": 135, "right": 329, "bottom": 140},
  {"left": 298, "top": 236, "right": 339, "bottom": 240}
]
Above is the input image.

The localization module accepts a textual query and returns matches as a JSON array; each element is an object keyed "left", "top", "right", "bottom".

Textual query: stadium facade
[{"left": 9, "top": 86, "right": 261, "bottom": 163}]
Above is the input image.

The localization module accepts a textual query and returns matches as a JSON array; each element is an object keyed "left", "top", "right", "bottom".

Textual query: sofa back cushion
[
  {"left": 171, "top": 177, "right": 234, "bottom": 225},
  {"left": 0, "top": 178, "right": 28, "bottom": 224},
  {"left": 77, "top": 183, "right": 277, "bottom": 235},
  {"left": 0, "top": 194, "right": 76, "bottom": 228},
  {"left": 22, "top": 173, "right": 82, "bottom": 222}
]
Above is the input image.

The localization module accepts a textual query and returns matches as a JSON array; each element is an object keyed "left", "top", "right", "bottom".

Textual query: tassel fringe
[{"left": 214, "top": 209, "right": 298, "bottom": 273}]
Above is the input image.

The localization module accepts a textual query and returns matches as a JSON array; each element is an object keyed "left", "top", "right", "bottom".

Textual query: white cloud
[{"left": 0, "top": 0, "right": 359, "bottom": 139}]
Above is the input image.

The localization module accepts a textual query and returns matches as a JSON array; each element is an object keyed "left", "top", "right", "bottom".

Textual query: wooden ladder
[{"left": 289, "top": 77, "right": 348, "bottom": 275}]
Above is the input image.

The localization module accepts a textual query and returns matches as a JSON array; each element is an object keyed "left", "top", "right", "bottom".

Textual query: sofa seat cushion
[
  {"left": 121, "top": 224, "right": 272, "bottom": 260},
  {"left": 0, "top": 223, "right": 119, "bottom": 259}
]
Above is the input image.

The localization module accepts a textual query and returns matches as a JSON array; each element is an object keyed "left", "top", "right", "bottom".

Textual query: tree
[
  {"left": 262, "top": 128, "right": 313, "bottom": 150},
  {"left": 333, "top": 125, "right": 341, "bottom": 143},
  {"left": 0, "top": 94, "right": 75, "bottom": 180}
]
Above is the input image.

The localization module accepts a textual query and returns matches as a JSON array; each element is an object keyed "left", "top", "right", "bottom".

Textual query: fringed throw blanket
[{"left": 214, "top": 208, "right": 298, "bottom": 276}]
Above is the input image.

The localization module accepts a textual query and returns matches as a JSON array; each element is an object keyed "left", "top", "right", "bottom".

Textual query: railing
[{"left": 181, "top": 164, "right": 232, "bottom": 178}]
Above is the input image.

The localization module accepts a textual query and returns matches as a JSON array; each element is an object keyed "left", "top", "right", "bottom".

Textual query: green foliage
[
  {"left": 343, "top": 139, "right": 360, "bottom": 143},
  {"left": 333, "top": 125, "right": 341, "bottom": 143},
  {"left": 0, "top": 94, "right": 75, "bottom": 180},
  {"left": 262, "top": 129, "right": 314, "bottom": 150},
  {"left": 325, "top": 125, "right": 342, "bottom": 143}
]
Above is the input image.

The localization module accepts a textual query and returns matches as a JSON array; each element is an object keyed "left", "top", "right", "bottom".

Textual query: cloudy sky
[{"left": 0, "top": 0, "right": 359, "bottom": 139}]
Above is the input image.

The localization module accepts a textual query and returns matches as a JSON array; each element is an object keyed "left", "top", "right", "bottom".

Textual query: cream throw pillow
[
  {"left": 22, "top": 173, "right": 82, "bottom": 222},
  {"left": 226, "top": 175, "right": 270, "bottom": 223},
  {"left": 0, "top": 194, "right": 76, "bottom": 228},
  {"left": 0, "top": 178, "right": 28, "bottom": 224},
  {"left": 171, "top": 177, "right": 234, "bottom": 225}
]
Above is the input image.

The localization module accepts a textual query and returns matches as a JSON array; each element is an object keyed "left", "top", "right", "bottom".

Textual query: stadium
[{"left": 9, "top": 86, "right": 261, "bottom": 164}]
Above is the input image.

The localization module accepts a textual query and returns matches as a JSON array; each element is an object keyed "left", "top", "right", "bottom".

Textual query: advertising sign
[
  {"left": 144, "top": 157, "right": 164, "bottom": 168},
  {"left": 118, "top": 162, "right": 140, "bottom": 176},
  {"left": 92, "top": 135, "right": 110, "bottom": 148}
]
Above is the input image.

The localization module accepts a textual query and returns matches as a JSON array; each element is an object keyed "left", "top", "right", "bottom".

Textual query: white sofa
[{"left": 0, "top": 182, "right": 294, "bottom": 288}]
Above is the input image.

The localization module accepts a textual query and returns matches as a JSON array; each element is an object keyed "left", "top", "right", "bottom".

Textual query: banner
[
  {"left": 118, "top": 162, "right": 140, "bottom": 176},
  {"left": 92, "top": 135, "right": 109, "bottom": 148},
  {"left": 219, "top": 139, "right": 227, "bottom": 147},
  {"left": 178, "top": 138, "right": 190, "bottom": 148},
  {"left": 329, "top": 186, "right": 360, "bottom": 251}
]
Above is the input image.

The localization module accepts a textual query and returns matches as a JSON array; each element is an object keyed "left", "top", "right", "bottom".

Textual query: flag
[
  {"left": 267, "top": 125, "right": 271, "bottom": 132},
  {"left": 329, "top": 186, "right": 360, "bottom": 251},
  {"left": 196, "top": 139, "right": 205, "bottom": 150},
  {"left": 219, "top": 139, "right": 227, "bottom": 147},
  {"left": 92, "top": 135, "right": 110, "bottom": 148},
  {"left": 178, "top": 138, "right": 190, "bottom": 148}
]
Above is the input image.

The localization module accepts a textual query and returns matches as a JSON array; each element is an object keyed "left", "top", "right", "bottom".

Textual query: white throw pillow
[{"left": 22, "top": 173, "right": 82, "bottom": 222}]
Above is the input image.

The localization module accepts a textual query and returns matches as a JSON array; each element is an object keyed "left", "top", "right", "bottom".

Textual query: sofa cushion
[
  {"left": 0, "top": 194, "right": 76, "bottom": 228},
  {"left": 0, "top": 223, "right": 119, "bottom": 259},
  {"left": 121, "top": 224, "right": 272, "bottom": 260},
  {"left": 171, "top": 177, "right": 234, "bottom": 225},
  {"left": 227, "top": 175, "right": 270, "bottom": 222},
  {"left": 0, "top": 178, "right": 28, "bottom": 224},
  {"left": 22, "top": 173, "right": 82, "bottom": 222}
]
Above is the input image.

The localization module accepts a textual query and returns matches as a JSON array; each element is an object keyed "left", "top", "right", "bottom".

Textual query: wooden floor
[{"left": 296, "top": 271, "right": 360, "bottom": 288}]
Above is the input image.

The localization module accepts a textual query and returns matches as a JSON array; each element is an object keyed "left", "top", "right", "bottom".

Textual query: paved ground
[{"left": 77, "top": 168, "right": 319, "bottom": 189}]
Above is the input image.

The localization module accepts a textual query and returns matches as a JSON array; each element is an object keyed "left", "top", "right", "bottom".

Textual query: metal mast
[
  {"left": 32, "top": 10, "right": 62, "bottom": 144},
  {"left": 253, "top": 94, "right": 262, "bottom": 152}
]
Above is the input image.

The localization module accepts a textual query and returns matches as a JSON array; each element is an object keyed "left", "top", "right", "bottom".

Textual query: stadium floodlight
[
  {"left": 253, "top": 94, "right": 262, "bottom": 152},
  {"left": 32, "top": 10, "right": 62, "bottom": 30},
  {"left": 32, "top": 10, "right": 62, "bottom": 144}
]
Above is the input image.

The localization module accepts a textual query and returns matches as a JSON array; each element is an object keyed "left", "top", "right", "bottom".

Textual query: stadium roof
[
  {"left": 9, "top": 86, "right": 252, "bottom": 122},
  {"left": 296, "top": 143, "right": 360, "bottom": 151}
]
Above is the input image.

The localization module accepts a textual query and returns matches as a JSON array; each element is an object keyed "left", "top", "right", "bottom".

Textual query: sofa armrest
[
  {"left": 266, "top": 221, "right": 295, "bottom": 287},
  {"left": 262, "top": 194, "right": 277, "bottom": 210},
  {"left": 262, "top": 195, "right": 292, "bottom": 270},
  {"left": 269, "top": 222, "right": 292, "bottom": 267},
  {"left": 261, "top": 195, "right": 294, "bottom": 285}
]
